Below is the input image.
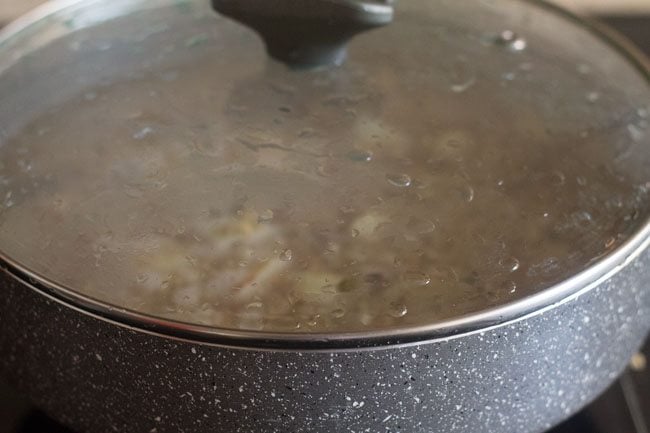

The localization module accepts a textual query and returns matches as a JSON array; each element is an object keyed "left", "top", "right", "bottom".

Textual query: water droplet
[
  {"left": 576, "top": 176, "right": 587, "bottom": 186},
  {"left": 246, "top": 301, "right": 263, "bottom": 309},
  {"left": 185, "top": 33, "right": 209, "bottom": 48},
  {"left": 628, "top": 124, "right": 645, "bottom": 141},
  {"left": 551, "top": 171, "right": 566, "bottom": 186},
  {"left": 585, "top": 91, "right": 600, "bottom": 103},
  {"left": 124, "top": 185, "right": 144, "bottom": 198},
  {"left": 388, "top": 302, "right": 408, "bottom": 318},
  {"left": 84, "top": 92, "right": 97, "bottom": 101},
  {"left": 404, "top": 271, "right": 431, "bottom": 286},
  {"left": 185, "top": 255, "right": 197, "bottom": 267},
  {"left": 501, "top": 280, "right": 517, "bottom": 294},
  {"left": 604, "top": 237, "right": 616, "bottom": 249},
  {"left": 136, "top": 273, "right": 149, "bottom": 284},
  {"left": 238, "top": 260, "right": 248, "bottom": 268},
  {"left": 408, "top": 218, "right": 436, "bottom": 235},
  {"left": 351, "top": 228, "right": 360, "bottom": 238},
  {"left": 307, "top": 314, "right": 320, "bottom": 327},
  {"left": 347, "top": 149, "right": 373, "bottom": 162},
  {"left": 499, "top": 256, "right": 520, "bottom": 272},
  {"left": 386, "top": 173, "right": 412, "bottom": 187},
  {"left": 494, "top": 30, "right": 527, "bottom": 52},
  {"left": 574, "top": 211, "right": 593, "bottom": 226},
  {"left": 321, "top": 284, "right": 337, "bottom": 294},
  {"left": 501, "top": 71, "right": 516, "bottom": 81},
  {"left": 462, "top": 185, "right": 475, "bottom": 202},
  {"left": 331, "top": 308, "right": 346, "bottom": 319},
  {"left": 258, "top": 209, "right": 274, "bottom": 222},
  {"left": 448, "top": 56, "right": 476, "bottom": 93},
  {"left": 161, "top": 277, "right": 172, "bottom": 290},
  {"left": 133, "top": 126, "right": 154, "bottom": 140},
  {"left": 279, "top": 249, "right": 293, "bottom": 261}
]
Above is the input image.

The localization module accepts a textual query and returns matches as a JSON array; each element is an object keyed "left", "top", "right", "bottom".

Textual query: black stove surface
[{"left": 0, "top": 13, "right": 649, "bottom": 433}]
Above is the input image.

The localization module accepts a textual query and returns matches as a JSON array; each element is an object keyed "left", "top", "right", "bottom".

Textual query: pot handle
[{"left": 211, "top": 0, "right": 394, "bottom": 69}]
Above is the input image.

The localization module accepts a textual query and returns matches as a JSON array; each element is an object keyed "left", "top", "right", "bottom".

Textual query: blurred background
[{"left": 1, "top": 0, "right": 650, "bottom": 22}]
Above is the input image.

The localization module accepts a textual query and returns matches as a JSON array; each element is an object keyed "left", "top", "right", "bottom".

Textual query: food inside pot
[{"left": 0, "top": 0, "right": 647, "bottom": 332}]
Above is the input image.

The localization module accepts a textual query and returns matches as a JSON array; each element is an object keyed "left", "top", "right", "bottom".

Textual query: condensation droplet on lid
[
  {"left": 258, "top": 209, "right": 274, "bottom": 222},
  {"left": 448, "top": 56, "right": 476, "bottom": 93},
  {"left": 604, "top": 237, "right": 616, "bottom": 249},
  {"left": 347, "top": 149, "right": 373, "bottom": 162},
  {"left": 551, "top": 171, "right": 566, "bottom": 186},
  {"left": 388, "top": 302, "right": 408, "bottom": 318},
  {"left": 574, "top": 211, "right": 593, "bottom": 226},
  {"left": 501, "top": 280, "right": 517, "bottom": 293},
  {"left": 499, "top": 256, "right": 520, "bottom": 272},
  {"left": 279, "top": 249, "right": 293, "bottom": 261},
  {"left": 494, "top": 30, "right": 527, "bottom": 52},
  {"left": 404, "top": 271, "right": 431, "bottom": 286},
  {"left": 386, "top": 173, "right": 412, "bottom": 187},
  {"left": 638, "top": 107, "right": 649, "bottom": 119},
  {"left": 576, "top": 176, "right": 587, "bottom": 186},
  {"left": 321, "top": 284, "right": 337, "bottom": 294},
  {"left": 307, "top": 314, "right": 320, "bottom": 327},
  {"left": 246, "top": 301, "right": 263, "bottom": 309},
  {"left": 124, "top": 185, "right": 144, "bottom": 198},
  {"left": 84, "top": 92, "right": 97, "bottom": 101},
  {"left": 585, "top": 92, "right": 600, "bottom": 103},
  {"left": 133, "top": 126, "right": 154, "bottom": 140},
  {"left": 408, "top": 218, "right": 436, "bottom": 235},
  {"left": 501, "top": 72, "right": 516, "bottom": 81},
  {"left": 462, "top": 185, "right": 475, "bottom": 202},
  {"left": 185, "top": 33, "right": 209, "bottom": 48},
  {"left": 136, "top": 273, "right": 149, "bottom": 284},
  {"left": 331, "top": 308, "right": 346, "bottom": 319},
  {"left": 627, "top": 124, "right": 645, "bottom": 141},
  {"left": 351, "top": 228, "right": 360, "bottom": 238}
]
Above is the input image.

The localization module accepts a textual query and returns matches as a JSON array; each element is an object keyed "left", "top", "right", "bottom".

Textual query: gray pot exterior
[{"left": 0, "top": 248, "right": 649, "bottom": 433}]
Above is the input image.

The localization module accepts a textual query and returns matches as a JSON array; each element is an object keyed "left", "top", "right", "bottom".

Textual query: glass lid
[{"left": 0, "top": 0, "right": 648, "bottom": 334}]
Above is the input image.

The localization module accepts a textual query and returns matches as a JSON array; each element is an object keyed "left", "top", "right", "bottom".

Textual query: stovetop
[{"left": 0, "top": 13, "right": 649, "bottom": 433}]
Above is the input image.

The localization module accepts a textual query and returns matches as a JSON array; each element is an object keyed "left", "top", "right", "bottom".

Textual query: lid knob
[{"left": 212, "top": 0, "right": 395, "bottom": 69}]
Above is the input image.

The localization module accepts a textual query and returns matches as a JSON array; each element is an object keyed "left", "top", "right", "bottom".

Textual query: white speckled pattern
[{"left": 0, "top": 248, "right": 648, "bottom": 433}]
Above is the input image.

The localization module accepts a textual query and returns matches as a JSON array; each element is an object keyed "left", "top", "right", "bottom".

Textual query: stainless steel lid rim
[{"left": 2, "top": 216, "right": 648, "bottom": 351}]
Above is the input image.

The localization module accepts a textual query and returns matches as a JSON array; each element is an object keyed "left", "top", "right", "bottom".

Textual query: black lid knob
[{"left": 212, "top": 0, "right": 394, "bottom": 69}]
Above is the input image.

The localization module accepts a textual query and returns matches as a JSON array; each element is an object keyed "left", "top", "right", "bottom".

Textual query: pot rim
[{"left": 0, "top": 0, "right": 649, "bottom": 351}]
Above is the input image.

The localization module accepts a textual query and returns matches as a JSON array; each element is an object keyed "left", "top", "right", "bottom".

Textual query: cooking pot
[{"left": 0, "top": 0, "right": 648, "bottom": 432}]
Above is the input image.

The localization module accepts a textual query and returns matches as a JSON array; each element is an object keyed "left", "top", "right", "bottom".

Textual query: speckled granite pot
[
  {"left": 0, "top": 1, "right": 650, "bottom": 432},
  {"left": 0, "top": 237, "right": 649, "bottom": 433}
]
